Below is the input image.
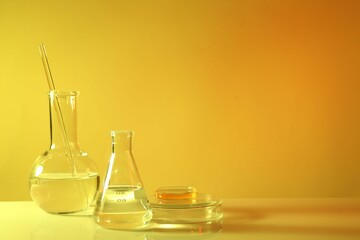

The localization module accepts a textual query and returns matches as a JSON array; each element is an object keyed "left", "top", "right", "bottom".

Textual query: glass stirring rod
[{"left": 39, "top": 44, "right": 77, "bottom": 175}]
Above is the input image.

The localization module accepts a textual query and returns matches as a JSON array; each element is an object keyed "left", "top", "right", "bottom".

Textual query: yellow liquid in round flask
[
  {"left": 94, "top": 130, "right": 152, "bottom": 230},
  {"left": 29, "top": 91, "right": 99, "bottom": 214}
]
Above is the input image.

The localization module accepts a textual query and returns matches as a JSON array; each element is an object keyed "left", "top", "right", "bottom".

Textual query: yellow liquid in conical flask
[
  {"left": 30, "top": 172, "right": 99, "bottom": 214},
  {"left": 94, "top": 185, "right": 152, "bottom": 230}
]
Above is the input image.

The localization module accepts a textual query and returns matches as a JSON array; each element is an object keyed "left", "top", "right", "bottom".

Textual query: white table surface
[{"left": 1, "top": 198, "right": 360, "bottom": 240}]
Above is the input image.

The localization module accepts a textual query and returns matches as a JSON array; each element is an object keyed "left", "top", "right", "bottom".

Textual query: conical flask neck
[
  {"left": 111, "top": 130, "right": 133, "bottom": 153},
  {"left": 105, "top": 130, "right": 143, "bottom": 187}
]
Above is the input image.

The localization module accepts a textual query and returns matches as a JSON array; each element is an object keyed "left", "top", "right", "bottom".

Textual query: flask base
[{"left": 94, "top": 211, "right": 152, "bottom": 230}]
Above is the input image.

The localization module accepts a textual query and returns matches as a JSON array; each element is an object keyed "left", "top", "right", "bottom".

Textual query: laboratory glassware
[
  {"left": 150, "top": 186, "right": 223, "bottom": 233},
  {"left": 94, "top": 130, "right": 152, "bottom": 230},
  {"left": 29, "top": 90, "right": 99, "bottom": 214}
]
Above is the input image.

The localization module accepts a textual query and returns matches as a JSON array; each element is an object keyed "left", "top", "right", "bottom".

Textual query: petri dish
[
  {"left": 156, "top": 186, "right": 197, "bottom": 200},
  {"left": 149, "top": 186, "right": 223, "bottom": 233}
]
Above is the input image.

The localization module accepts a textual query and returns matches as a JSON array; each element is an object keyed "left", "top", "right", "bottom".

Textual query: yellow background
[{"left": 1, "top": 0, "right": 360, "bottom": 200}]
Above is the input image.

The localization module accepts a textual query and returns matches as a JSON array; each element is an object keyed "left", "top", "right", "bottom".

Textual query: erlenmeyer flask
[
  {"left": 29, "top": 90, "right": 99, "bottom": 214},
  {"left": 94, "top": 130, "right": 152, "bottom": 230}
]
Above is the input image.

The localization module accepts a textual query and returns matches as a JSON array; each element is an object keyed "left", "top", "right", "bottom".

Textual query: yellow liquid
[
  {"left": 30, "top": 172, "right": 99, "bottom": 214},
  {"left": 94, "top": 186, "right": 152, "bottom": 230}
]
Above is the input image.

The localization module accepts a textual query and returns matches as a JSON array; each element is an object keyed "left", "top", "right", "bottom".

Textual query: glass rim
[
  {"left": 111, "top": 130, "right": 134, "bottom": 136},
  {"left": 48, "top": 90, "right": 79, "bottom": 97}
]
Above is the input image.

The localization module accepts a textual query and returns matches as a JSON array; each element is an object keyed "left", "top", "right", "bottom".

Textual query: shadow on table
[{"left": 222, "top": 202, "right": 360, "bottom": 236}]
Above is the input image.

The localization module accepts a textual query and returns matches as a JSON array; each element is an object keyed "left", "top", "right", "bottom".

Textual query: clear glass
[
  {"left": 94, "top": 130, "right": 152, "bottom": 230},
  {"left": 150, "top": 186, "right": 223, "bottom": 233},
  {"left": 29, "top": 91, "right": 99, "bottom": 214}
]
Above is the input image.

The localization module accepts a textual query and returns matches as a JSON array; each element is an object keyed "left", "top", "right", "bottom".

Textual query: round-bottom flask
[
  {"left": 29, "top": 91, "right": 99, "bottom": 214},
  {"left": 94, "top": 130, "right": 152, "bottom": 230}
]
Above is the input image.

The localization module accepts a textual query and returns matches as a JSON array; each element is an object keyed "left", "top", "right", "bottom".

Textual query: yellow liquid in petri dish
[{"left": 156, "top": 186, "right": 197, "bottom": 200}]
